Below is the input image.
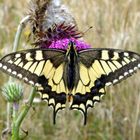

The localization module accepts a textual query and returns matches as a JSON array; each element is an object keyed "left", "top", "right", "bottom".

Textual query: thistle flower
[
  {"left": 40, "top": 38, "right": 91, "bottom": 50},
  {"left": 2, "top": 83, "right": 23, "bottom": 102},
  {"left": 34, "top": 23, "right": 83, "bottom": 48},
  {"left": 28, "top": 0, "right": 91, "bottom": 50}
]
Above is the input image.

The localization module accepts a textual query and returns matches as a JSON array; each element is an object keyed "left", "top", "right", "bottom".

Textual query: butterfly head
[{"left": 66, "top": 41, "right": 78, "bottom": 56}]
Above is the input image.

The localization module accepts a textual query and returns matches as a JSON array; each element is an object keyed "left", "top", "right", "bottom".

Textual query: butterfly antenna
[{"left": 82, "top": 26, "right": 93, "bottom": 37}]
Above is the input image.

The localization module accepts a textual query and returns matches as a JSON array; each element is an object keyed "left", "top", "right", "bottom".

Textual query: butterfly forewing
[{"left": 79, "top": 48, "right": 140, "bottom": 86}]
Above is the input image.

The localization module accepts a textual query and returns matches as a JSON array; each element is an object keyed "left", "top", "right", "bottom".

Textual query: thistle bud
[{"left": 2, "top": 83, "right": 23, "bottom": 102}]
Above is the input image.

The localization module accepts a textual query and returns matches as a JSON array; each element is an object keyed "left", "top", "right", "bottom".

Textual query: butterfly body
[
  {"left": 0, "top": 41, "right": 140, "bottom": 124},
  {"left": 65, "top": 42, "right": 79, "bottom": 92}
]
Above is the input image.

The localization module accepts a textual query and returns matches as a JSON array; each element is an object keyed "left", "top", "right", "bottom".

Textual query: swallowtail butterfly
[{"left": 0, "top": 41, "right": 140, "bottom": 124}]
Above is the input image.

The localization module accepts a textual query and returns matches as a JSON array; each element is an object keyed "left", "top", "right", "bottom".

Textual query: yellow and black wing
[
  {"left": 70, "top": 48, "right": 140, "bottom": 124},
  {"left": 0, "top": 48, "right": 68, "bottom": 123},
  {"left": 0, "top": 47, "right": 140, "bottom": 125}
]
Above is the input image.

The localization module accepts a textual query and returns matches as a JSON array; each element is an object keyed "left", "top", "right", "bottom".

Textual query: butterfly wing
[
  {"left": 70, "top": 48, "right": 140, "bottom": 124},
  {"left": 0, "top": 48, "right": 68, "bottom": 123},
  {"left": 1, "top": 47, "right": 140, "bottom": 124}
]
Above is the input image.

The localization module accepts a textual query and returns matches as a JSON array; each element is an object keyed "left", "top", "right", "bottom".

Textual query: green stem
[
  {"left": 9, "top": 15, "right": 30, "bottom": 82},
  {"left": 11, "top": 102, "right": 19, "bottom": 140},
  {"left": 6, "top": 16, "right": 30, "bottom": 132},
  {"left": 11, "top": 88, "right": 36, "bottom": 140},
  {"left": 6, "top": 102, "right": 12, "bottom": 128},
  {"left": 12, "top": 15, "right": 30, "bottom": 52},
  {"left": 5, "top": 15, "right": 30, "bottom": 139}
]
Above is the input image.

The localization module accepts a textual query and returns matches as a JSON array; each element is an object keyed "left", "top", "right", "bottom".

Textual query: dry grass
[{"left": 0, "top": 0, "right": 140, "bottom": 140}]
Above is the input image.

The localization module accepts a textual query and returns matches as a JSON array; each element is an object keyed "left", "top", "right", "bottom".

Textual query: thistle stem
[
  {"left": 9, "top": 15, "right": 30, "bottom": 82},
  {"left": 11, "top": 102, "right": 19, "bottom": 140},
  {"left": 11, "top": 88, "right": 36, "bottom": 140},
  {"left": 4, "top": 15, "right": 30, "bottom": 139},
  {"left": 6, "top": 102, "right": 12, "bottom": 129},
  {"left": 12, "top": 15, "right": 30, "bottom": 52},
  {"left": 16, "top": 88, "right": 36, "bottom": 129}
]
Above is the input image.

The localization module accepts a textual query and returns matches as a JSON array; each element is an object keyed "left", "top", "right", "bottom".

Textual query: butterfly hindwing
[{"left": 70, "top": 48, "right": 140, "bottom": 124}]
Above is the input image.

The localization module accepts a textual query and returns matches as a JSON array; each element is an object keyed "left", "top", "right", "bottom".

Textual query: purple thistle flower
[
  {"left": 28, "top": 1, "right": 91, "bottom": 51},
  {"left": 40, "top": 38, "right": 91, "bottom": 50}
]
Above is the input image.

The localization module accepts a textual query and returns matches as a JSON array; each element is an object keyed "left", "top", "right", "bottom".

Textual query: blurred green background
[{"left": 0, "top": 0, "right": 140, "bottom": 140}]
